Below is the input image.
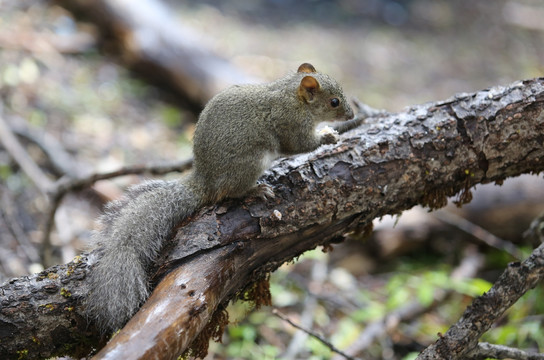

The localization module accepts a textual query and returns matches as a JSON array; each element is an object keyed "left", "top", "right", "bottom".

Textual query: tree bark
[
  {"left": 0, "top": 255, "right": 100, "bottom": 359},
  {"left": 0, "top": 78, "right": 543, "bottom": 359},
  {"left": 417, "top": 242, "right": 544, "bottom": 360}
]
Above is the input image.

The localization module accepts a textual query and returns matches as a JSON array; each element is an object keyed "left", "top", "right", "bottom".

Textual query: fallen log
[
  {"left": 55, "top": 0, "right": 258, "bottom": 108},
  {"left": 0, "top": 78, "right": 543, "bottom": 359}
]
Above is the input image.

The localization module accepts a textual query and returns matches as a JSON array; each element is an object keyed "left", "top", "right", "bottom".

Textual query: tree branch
[
  {"left": 0, "top": 78, "right": 543, "bottom": 359},
  {"left": 272, "top": 309, "right": 359, "bottom": 360},
  {"left": 55, "top": 0, "right": 258, "bottom": 108},
  {"left": 467, "top": 342, "right": 544, "bottom": 360},
  {"left": 416, "top": 242, "right": 544, "bottom": 360},
  {"left": 331, "top": 245, "right": 485, "bottom": 359},
  {"left": 0, "top": 111, "right": 53, "bottom": 196}
]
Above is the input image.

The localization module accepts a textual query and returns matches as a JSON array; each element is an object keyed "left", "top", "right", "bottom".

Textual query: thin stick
[
  {"left": 40, "top": 159, "right": 193, "bottom": 266},
  {"left": 333, "top": 246, "right": 484, "bottom": 360},
  {"left": 52, "top": 159, "right": 193, "bottom": 196},
  {"left": 417, "top": 241, "right": 544, "bottom": 359},
  {"left": 467, "top": 342, "right": 544, "bottom": 360},
  {"left": 434, "top": 210, "right": 523, "bottom": 260},
  {"left": 0, "top": 113, "right": 53, "bottom": 195},
  {"left": 272, "top": 309, "right": 361, "bottom": 360}
]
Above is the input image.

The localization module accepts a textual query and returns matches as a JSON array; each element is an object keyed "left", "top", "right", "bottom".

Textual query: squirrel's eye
[{"left": 330, "top": 98, "right": 340, "bottom": 108}]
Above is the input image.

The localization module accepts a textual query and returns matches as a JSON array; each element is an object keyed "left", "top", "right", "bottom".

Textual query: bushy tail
[{"left": 85, "top": 176, "right": 203, "bottom": 333}]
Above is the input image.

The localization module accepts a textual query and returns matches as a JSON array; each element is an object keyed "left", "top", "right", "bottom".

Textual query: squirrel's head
[{"left": 296, "top": 63, "right": 354, "bottom": 122}]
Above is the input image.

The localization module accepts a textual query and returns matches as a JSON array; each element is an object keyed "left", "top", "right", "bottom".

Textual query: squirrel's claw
[{"left": 248, "top": 183, "right": 275, "bottom": 201}]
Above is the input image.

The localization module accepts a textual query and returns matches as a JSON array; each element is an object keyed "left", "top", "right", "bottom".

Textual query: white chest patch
[{"left": 260, "top": 150, "right": 280, "bottom": 172}]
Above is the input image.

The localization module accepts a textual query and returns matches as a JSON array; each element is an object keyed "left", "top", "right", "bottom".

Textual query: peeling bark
[{"left": 0, "top": 78, "right": 543, "bottom": 359}]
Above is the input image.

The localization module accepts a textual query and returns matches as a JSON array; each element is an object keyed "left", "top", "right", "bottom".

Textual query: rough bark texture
[
  {"left": 0, "top": 256, "right": 100, "bottom": 359},
  {"left": 159, "top": 79, "right": 544, "bottom": 265},
  {"left": 0, "top": 78, "right": 543, "bottom": 359},
  {"left": 418, "top": 242, "right": 544, "bottom": 360},
  {"left": 94, "top": 78, "right": 544, "bottom": 359}
]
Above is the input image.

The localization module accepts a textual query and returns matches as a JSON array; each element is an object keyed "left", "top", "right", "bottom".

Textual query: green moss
[
  {"left": 16, "top": 349, "right": 28, "bottom": 359},
  {"left": 60, "top": 288, "right": 72, "bottom": 298}
]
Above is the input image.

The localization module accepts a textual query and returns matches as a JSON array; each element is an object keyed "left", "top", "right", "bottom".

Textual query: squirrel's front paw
[
  {"left": 248, "top": 183, "right": 275, "bottom": 201},
  {"left": 319, "top": 126, "right": 339, "bottom": 145}
]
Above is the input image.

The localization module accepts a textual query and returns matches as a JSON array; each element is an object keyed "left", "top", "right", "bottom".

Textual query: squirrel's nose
[{"left": 345, "top": 105, "right": 355, "bottom": 120}]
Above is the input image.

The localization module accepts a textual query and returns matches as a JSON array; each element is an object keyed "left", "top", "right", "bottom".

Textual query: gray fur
[
  {"left": 85, "top": 176, "right": 204, "bottom": 332},
  {"left": 86, "top": 64, "right": 354, "bottom": 333}
]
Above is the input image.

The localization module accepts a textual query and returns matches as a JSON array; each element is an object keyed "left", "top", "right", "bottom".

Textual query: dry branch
[
  {"left": 331, "top": 245, "right": 485, "bottom": 360},
  {"left": 0, "top": 78, "right": 543, "bottom": 359},
  {"left": 272, "top": 309, "right": 358, "bottom": 360},
  {"left": 0, "top": 112, "right": 53, "bottom": 196},
  {"left": 467, "top": 342, "right": 544, "bottom": 360},
  {"left": 55, "top": 0, "right": 257, "bottom": 107},
  {"left": 417, "top": 242, "right": 544, "bottom": 360}
]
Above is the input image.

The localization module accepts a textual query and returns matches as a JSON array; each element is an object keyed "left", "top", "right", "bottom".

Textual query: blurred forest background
[{"left": 0, "top": 0, "right": 543, "bottom": 359}]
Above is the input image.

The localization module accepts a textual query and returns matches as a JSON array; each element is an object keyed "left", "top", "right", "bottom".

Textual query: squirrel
[{"left": 85, "top": 63, "right": 356, "bottom": 333}]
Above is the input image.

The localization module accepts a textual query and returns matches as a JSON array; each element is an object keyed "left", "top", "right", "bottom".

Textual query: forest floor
[{"left": 0, "top": 0, "right": 543, "bottom": 359}]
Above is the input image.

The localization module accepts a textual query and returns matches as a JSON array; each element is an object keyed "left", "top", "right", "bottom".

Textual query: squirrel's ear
[
  {"left": 297, "top": 63, "right": 317, "bottom": 73},
  {"left": 298, "top": 75, "right": 320, "bottom": 103}
]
